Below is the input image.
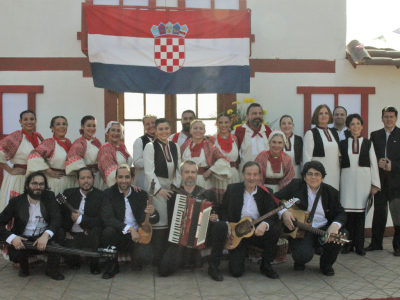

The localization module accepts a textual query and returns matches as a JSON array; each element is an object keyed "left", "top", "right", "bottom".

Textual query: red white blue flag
[{"left": 85, "top": 5, "right": 250, "bottom": 94}]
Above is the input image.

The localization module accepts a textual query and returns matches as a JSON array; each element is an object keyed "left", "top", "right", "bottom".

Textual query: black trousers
[
  {"left": 158, "top": 243, "right": 201, "bottom": 276},
  {"left": 151, "top": 228, "right": 169, "bottom": 264},
  {"left": 345, "top": 212, "right": 365, "bottom": 252},
  {"left": 63, "top": 226, "right": 102, "bottom": 266},
  {"left": 289, "top": 224, "right": 347, "bottom": 268},
  {"left": 8, "top": 229, "right": 64, "bottom": 273}
]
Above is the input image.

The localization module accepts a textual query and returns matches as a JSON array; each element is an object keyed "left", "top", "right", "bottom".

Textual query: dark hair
[
  {"left": 301, "top": 161, "right": 327, "bottom": 179},
  {"left": 310, "top": 104, "right": 333, "bottom": 125},
  {"left": 333, "top": 106, "right": 347, "bottom": 116},
  {"left": 246, "top": 103, "right": 263, "bottom": 115},
  {"left": 279, "top": 115, "right": 293, "bottom": 126},
  {"left": 180, "top": 160, "right": 198, "bottom": 173},
  {"left": 115, "top": 164, "right": 131, "bottom": 177},
  {"left": 155, "top": 118, "right": 171, "bottom": 128},
  {"left": 80, "top": 115, "right": 96, "bottom": 135},
  {"left": 242, "top": 161, "right": 261, "bottom": 174},
  {"left": 24, "top": 171, "right": 49, "bottom": 194},
  {"left": 76, "top": 167, "right": 95, "bottom": 180},
  {"left": 217, "top": 113, "right": 231, "bottom": 121},
  {"left": 382, "top": 106, "right": 398, "bottom": 117},
  {"left": 50, "top": 116, "right": 68, "bottom": 130},
  {"left": 345, "top": 113, "right": 363, "bottom": 127},
  {"left": 181, "top": 110, "right": 196, "bottom": 118},
  {"left": 20, "top": 110, "right": 36, "bottom": 120}
]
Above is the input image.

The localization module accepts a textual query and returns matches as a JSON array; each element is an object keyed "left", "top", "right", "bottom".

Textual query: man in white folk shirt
[
  {"left": 333, "top": 106, "right": 351, "bottom": 141},
  {"left": 169, "top": 110, "right": 196, "bottom": 147}
]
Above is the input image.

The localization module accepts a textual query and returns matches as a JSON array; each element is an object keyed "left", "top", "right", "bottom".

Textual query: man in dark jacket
[
  {"left": 0, "top": 171, "right": 64, "bottom": 280},
  {"left": 61, "top": 167, "right": 105, "bottom": 274},
  {"left": 274, "top": 161, "right": 347, "bottom": 276},
  {"left": 101, "top": 164, "right": 159, "bottom": 279}
]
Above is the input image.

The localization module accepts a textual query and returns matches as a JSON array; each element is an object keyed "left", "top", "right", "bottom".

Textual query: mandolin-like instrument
[
  {"left": 138, "top": 179, "right": 156, "bottom": 244},
  {"left": 224, "top": 198, "right": 299, "bottom": 250}
]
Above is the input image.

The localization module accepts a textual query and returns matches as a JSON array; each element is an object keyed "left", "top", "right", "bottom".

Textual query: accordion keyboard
[{"left": 168, "top": 193, "right": 187, "bottom": 244}]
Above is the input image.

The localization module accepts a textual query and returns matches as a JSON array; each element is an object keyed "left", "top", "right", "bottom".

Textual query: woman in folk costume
[
  {"left": 303, "top": 104, "right": 341, "bottom": 190},
  {"left": 181, "top": 120, "right": 231, "bottom": 201},
  {"left": 27, "top": 116, "right": 75, "bottom": 195},
  {"left": 65, "top": 116, "right": 105, "bottom": 190},
  {"left": 97, "top": 121, "right": 133, "bottom": 188},
  {"left": 280, "top": 115, "right": 303, "bottom": 178},
  {"left": 340, "top": 114, "right": 380, "bottom": 256},
  {"left": 255, "top": 130, "right": 295, "bottom": 193},
  {"left": 132, "top": 114, "right": 157, "bottom": 189},
  {"left": 143, "top": 118, "right": 181, "bottom": 263},
  {"left": 211, "top": 113, "right": 240, "bottom": 203},
  {"left": 0, "top": 110, "right": 44, "bottom": 211}
]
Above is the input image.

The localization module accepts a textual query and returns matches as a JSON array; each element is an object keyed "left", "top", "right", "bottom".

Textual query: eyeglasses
[
  {"left": 30, "top": 182, "right": 45, "bottom": 187},
  {"left": 306, "top": 172, "right": 322, "bottom": 178}
]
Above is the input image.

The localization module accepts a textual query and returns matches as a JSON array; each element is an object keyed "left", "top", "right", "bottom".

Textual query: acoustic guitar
[
  {"left": 283, "top": 204, "right": 350, "bottom": 245},
  {"left": 224, "top": 198, "right": 299, "bottom": 250},
  {"left": 138, "top": 179, "right": 156, "bottom": 244},
  {"left": 56, "top": 193, "right": 90, "bottom": 235}
]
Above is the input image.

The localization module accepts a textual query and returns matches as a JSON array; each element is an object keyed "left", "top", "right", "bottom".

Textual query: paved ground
[{"left": 1, "top": 237, "right": 399, "bottom": 300}]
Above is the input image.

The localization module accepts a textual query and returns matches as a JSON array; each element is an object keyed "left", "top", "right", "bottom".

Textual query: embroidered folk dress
[
  {"left": 0, "top": 130, "right": 43, "bottom": 211},
  {"left": 143, "top": 141, "right": 181, "bottom": 229},
  {"left": 303, "top": 127, "right": 341, "bottom": 190},
  {"left": 97, "top": 142, "right": 133, "bottom": 188},
  {"left": 340, "top": 137, "right": 381, "bottom": 212},
  {"left": 65, "top": 136, "right": 105, "bottom": 190},
  {"left": 27, "top": 138, "right": 76, "bottom": 195},
  {"left": 283, "top": 133, "right": 302, "bottom": 178},
  {"left": 255, "top": 150, "right": 295, "bottom": 193},
  {"left": 132, "top": 134, "right": 154, "bottom": 190},
  {"left": 181, "top": 138, "right": 231, "bottom": 203}
]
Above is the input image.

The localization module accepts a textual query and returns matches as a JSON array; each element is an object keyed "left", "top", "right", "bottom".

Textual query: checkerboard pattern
[{"left": 154, "top": 37, "right": 185, "bottom": 73}]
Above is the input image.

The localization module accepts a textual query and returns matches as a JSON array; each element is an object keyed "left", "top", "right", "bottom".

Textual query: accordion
[{"left": 168, "top": 193, "right": 213, "bottom": 249}]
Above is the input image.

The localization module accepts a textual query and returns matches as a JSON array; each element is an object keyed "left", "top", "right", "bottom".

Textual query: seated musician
[
  {"left": 60, "top": 167, "right": 105, "bottom": 275},
  {"left": 158, "top": 160, "right": 218, "bottom": 277},
  {"left": 209, "top": 161, "right": 281, "bottom": 281},
  {"left": 0, "top": 171, "right": 64, "bottom": 280},
  {"left": 101, "top": 164, "right": 159, "bottom": 279},
  {"left": 274, "top": 161, "right": 347, "bottom": 276}
]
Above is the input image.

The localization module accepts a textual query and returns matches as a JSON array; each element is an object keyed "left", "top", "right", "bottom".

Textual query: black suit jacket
[
  {"left": 102, "top": 184, "right": 160, "bottom": 232},
  {"left": 220, "top": 182, "right": 279, "bottom": 228},
  {"left": 370, "top": 127, "right": 400, "bottom": 197},
  {"left": 0, "top": 191, "right": 61, "bottom": 241},
  {"left": 274, "top": 178, "right": 346, "bottom": 226},
  {"left": 61, "top": 187, "right": 105, "bottom": 232}
]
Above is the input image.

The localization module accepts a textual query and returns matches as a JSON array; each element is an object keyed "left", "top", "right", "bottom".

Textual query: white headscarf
[
  {"left": 105, "top": 121, "right": 124, "bottom": 139},
  {"left": 268, "top": 130, "right": 287, "bottom": 145}
]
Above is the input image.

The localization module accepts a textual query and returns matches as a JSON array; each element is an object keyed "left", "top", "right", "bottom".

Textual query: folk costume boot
[
  {"left": 208, "top": 262, "right": 223, "bottom": 281},
  {"left": 102, "top": 258, "right": 120, "bottom": 279}
]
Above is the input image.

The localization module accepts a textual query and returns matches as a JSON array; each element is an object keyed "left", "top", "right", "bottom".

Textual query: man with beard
[
  {"left": 0, "top": 171, "right": 64, "bottom": 280},
  {"left": 60, "top": 167, "right": 105, "bottom": 274},
  {"left": 101, "top": 164, "right": 159, "bottom": 279},
  {"left": 158, "top": 160, "right": 219, "bottom": 277},
  {"left": 333, "top": 106, "right": 350, "bottom": 141},
  {"left": 169, "top": 110, "right": 196, "bottom": 146},
  {"left": 233, "top": 103, "right": 272, "bottom": 173}
]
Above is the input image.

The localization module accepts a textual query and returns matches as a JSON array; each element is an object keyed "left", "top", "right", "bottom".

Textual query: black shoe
[
  {"left": 102, "top": 262, "right": 120, "bottom": 279},
  {"left": 90, "top": 260, "right": 101, "bottom": 275},
  {"left": 341, "top": 244, "right": 353, "bottom": 254},
  {"left": 356, "top": 249, "right": 366, "bottom": 256},
  {"left": 131, "top": 262, "right": 143, "bottom": 272},
  {"left": 45, "top": 270, "right": 65, "bottom": 281},
  {"left": 294, "top": 263, "right": 305, "bottom": 271},
  {"left": 394, "top": 249, "right": 400, "bottom": 257},
  {"left": 260, "top": 263, "right": 279, "bottom": 279},
  {"left": 208, "top": 263, "right": 223, "bottom": 281},
  {"left": 320, "top": 265, "right": 334, "bottom": 276},
  {"left": 18, "top": 269, "right": 29, "bottom": 277},
  {"left": 364, "top": 244, "right": 383, "bottom": 251}
]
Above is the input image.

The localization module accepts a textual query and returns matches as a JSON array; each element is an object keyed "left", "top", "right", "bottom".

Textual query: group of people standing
[{"left": 0, "top": 102, "right": 398, "bottom": 282}]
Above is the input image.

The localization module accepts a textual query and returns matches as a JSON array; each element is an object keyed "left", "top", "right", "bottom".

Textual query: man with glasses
[
  {"left": 274, "top": 161, "right": 347, "bottom": 276},
  {"left": 0, "top": 171, "right": 64, "bottom": 280}
]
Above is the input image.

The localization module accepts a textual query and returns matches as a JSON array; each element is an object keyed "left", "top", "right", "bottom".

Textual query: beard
[
  {"left": 183, "top": 178, "right": 196, "bottom": 186},
  {"left": 80, "top": 183, "right": 93, "bottom": 192},
  {"left": 182, "top": 123, "right": 191, "bottom": 132},
  {"left": 250, "top": 118, "right": 262, "bottom": 127},
  {"left": 28, "top": 188, "right": 43, "bottom": 200}
]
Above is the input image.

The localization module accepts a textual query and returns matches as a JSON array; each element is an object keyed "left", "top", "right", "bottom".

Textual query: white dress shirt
[
  {"left": 71, "top": 189, "right": 87, "bottom": 233},
  {"left": 335, "top": 127, "right": 346, "bottom": 141},
  {"left": 122, "top": 187, "right": 139, "bottom": 234},
  {"left": 241, "top": 186, "right": 269, "bottom": 231}
]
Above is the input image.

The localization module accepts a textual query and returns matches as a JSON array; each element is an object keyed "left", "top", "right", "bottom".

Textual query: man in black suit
[
  {"left": 274, "top": 161, "right": 347, "bottom": 276},
  {"left": 366, "top": 106, "right": 400, "bottom": 255},
  {"left": 158, "top": 160, "right": 218, "bottom": 277},
  {"left": 61, "top": 167, "right": 105, "bottom": 274},
  {"left": 0, "top": 171, "right": 64, "bottom": 280},
  {"left": 101, "top": 164, "right": 159, "bottom": 279},
  {"left": 208, "top": 161, "right": 281, "bottom": 281}
]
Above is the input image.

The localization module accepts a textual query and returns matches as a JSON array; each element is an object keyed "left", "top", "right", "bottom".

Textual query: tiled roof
[{"left": 346, "top": 39, "right": 400, "bottom": 68}]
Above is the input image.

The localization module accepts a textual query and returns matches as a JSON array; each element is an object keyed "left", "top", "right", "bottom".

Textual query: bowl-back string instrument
[
  {"left": 138, "top": 179, "right": 156, "bottom": 244},
  {"left": 283, "top": 205, "right": 351, "bottom": 245},
  {"left": 56, "top": 193, "right": 90, "bottom": 235},
  {"left": 224, "top": 198, "right": 300, "bottom": 250}
]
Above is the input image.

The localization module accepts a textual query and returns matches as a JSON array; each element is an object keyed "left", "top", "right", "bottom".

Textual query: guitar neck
[
  {"left": 64, "top": 202, "right": 78, "bottom": 214},
  {"left": 251, "top": 205, "right": 284, "bottom": 225},
  {"left": 295, "top": 221, "right": 327, "bottom": 236}
]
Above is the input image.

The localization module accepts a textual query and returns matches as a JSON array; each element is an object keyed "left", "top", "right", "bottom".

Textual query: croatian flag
[{"left": 85, "top": 5, "right": 250, "bottom": 94}]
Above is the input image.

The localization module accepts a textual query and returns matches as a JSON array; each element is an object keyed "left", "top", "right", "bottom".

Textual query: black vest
[
  {"left": 340, "top": 138, "right": 371, "bottom": 168},
  {"left": 153, "top": 141, "right": 178, "bottom": 178},
  {"left": 311, "top": 127, "right": 340, "bottom": 157},
  {"left": 140, "top": 135, "right": 151, "bottom": 150},
  {"left": 293, "top": 135, "right": 303, "bottom": 166}
]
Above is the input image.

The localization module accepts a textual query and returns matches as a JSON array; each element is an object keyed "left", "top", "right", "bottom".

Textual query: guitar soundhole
[{"left": 235, "top": 220, "right": 252, "bottom": 237}]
